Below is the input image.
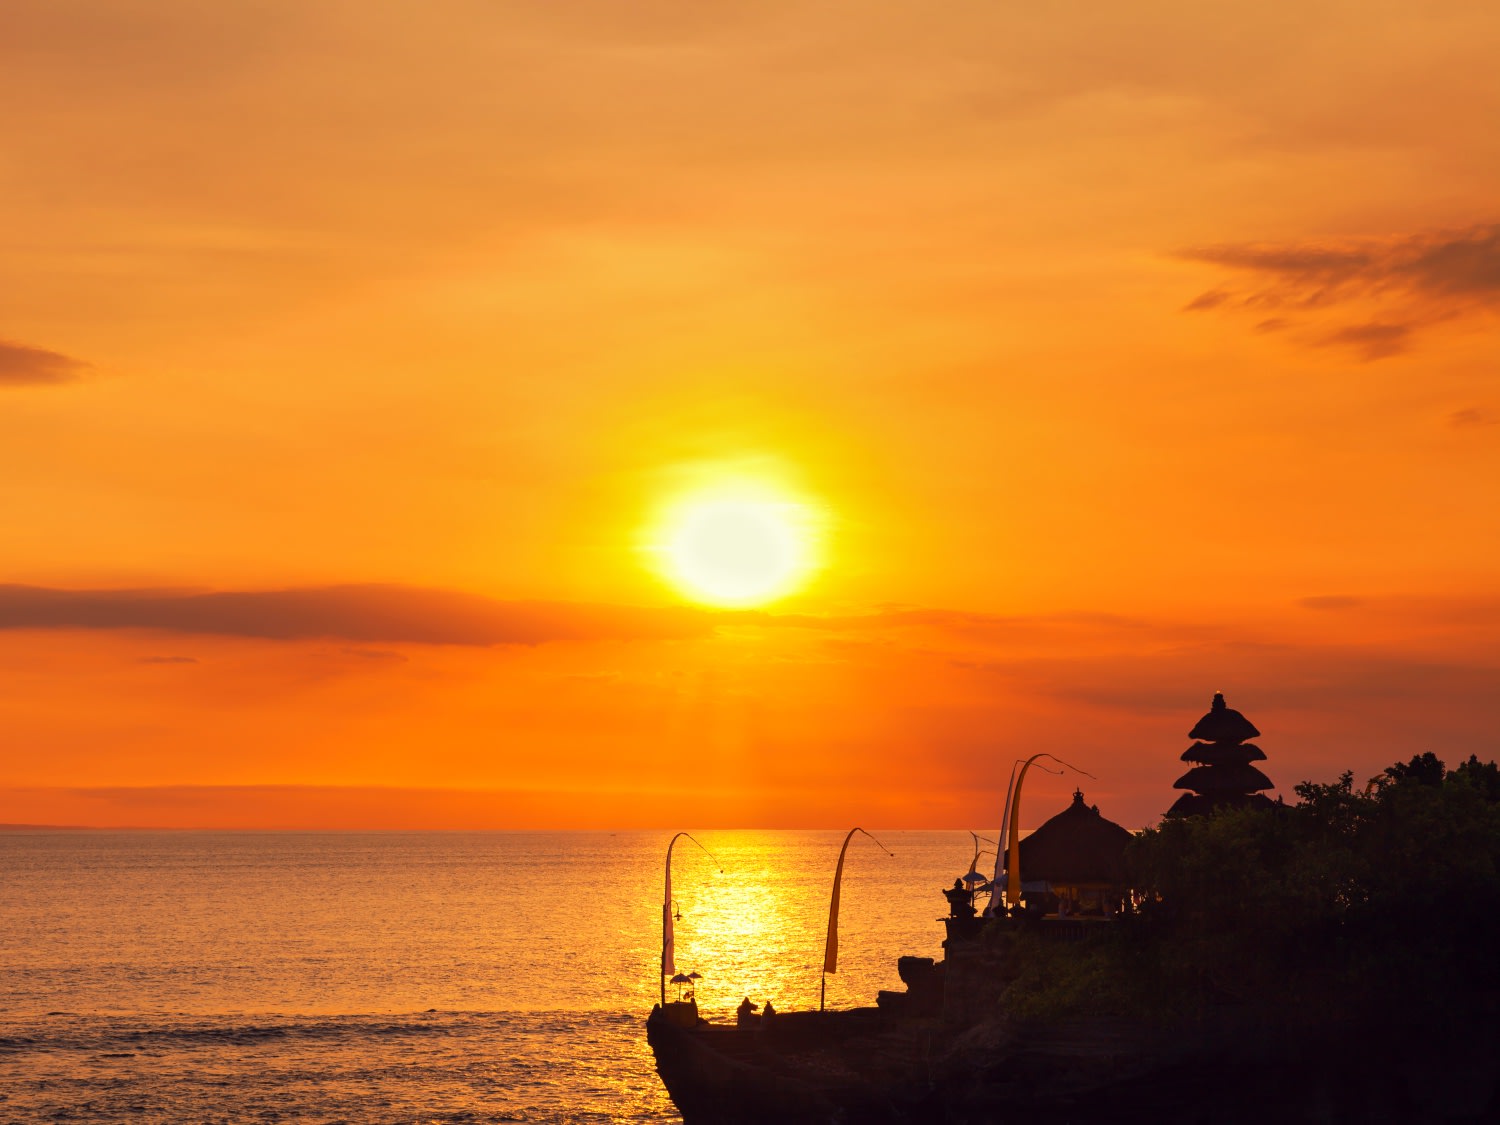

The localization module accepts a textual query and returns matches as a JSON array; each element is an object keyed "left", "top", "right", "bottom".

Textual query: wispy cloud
[
  {"left": 0, "top": 584, "right": 712, "bottom": 645},
  {"left": 991, "top": 643, "right": 1500, "bottom": 727},
  {"left": 1179, "top": 223, "right": 1500, "bottom": 359},
  {"left": 1298, "top": 595, "right": 1364, "bottom": 611},
  {"left": 1450, "top": 407, "right": 1497, "bottom": 428},
  {"left": 0, "top": 339, "right": 87, "bottom": 386},
  {"left": 1317, "top": 321, "right": 1413, "bottom": 361}
]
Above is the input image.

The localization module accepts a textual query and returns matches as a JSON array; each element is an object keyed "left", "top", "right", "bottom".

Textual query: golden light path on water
[{"left": 656, "top": 830, "right": 964, "bottom": 1018}]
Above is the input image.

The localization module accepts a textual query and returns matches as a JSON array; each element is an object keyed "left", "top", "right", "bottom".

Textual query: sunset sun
[{"left": 650, "top": 484, "right": 822, "bottom": 607}]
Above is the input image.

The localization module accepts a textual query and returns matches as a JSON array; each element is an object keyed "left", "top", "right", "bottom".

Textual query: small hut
[
  {"left": 1013, "top": 790, "right": 1134, "bottom": 915},
  {"left": 1168, "top": 692, "right": 1277, "bottom": 816}
]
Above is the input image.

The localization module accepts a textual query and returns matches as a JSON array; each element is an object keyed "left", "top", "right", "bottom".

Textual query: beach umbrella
[
  {"left": 669, "top": 972, "right": 692, "bottom": 1001},
  {"left": 961, "top": 867, "right": 988, "bottom": 900}
]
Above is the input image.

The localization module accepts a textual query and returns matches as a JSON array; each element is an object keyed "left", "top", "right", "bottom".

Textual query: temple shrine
[
  {"left": 1169, "top": 691, "right": 1277, "bottom": 816},
  {"left": 1015, "top": 789, "right": 1134, "bottom": 915}
]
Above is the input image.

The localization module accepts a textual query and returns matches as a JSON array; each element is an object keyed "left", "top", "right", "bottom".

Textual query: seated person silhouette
[{"left": 736, "top": 997, "right": 759, "bottom": 1027}]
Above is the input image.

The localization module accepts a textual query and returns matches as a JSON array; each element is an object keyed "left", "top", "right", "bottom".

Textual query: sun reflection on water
[{"left": 660, "top": 829, "right": 953, "bottom": 1019}]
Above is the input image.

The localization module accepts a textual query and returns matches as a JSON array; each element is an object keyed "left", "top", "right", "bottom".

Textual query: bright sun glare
[{"left": 651, "top": 484, "right": 822, "bottom": 608}]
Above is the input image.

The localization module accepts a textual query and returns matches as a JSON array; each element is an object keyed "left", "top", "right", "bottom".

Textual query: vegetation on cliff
[{"left": 989, "top": 753, "right": 1500, "bottom": 1027}]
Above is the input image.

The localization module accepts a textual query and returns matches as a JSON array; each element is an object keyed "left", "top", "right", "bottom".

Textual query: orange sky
[{"left": 3, "top": 2, "right": 1498, "bottom": 829}]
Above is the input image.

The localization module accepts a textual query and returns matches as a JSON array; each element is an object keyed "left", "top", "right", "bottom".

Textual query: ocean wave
[
  {"left": 0, "top": 1009, "right": 674, "bottom": 1123},
  {"left": 0, "top": 1010, "right": 604, "bottom": 1055}
]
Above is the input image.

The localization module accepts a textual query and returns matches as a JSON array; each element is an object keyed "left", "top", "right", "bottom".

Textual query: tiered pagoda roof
[{"left": 1168, "top": 692, "right": 1277, "bottom": 816}]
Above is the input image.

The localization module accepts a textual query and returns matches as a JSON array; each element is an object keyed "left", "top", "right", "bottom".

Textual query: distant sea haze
[{"left": 1, "top": 830, "right": 972, "bottom": 1122}]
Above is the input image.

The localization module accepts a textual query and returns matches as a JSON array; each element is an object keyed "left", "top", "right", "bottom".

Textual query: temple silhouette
[
  {"left": 1169, "top": 691, "right": 1277, "bottom": 816},
  {"left": 1015, "top": 789, "right": 1133, "bottom": 913}
]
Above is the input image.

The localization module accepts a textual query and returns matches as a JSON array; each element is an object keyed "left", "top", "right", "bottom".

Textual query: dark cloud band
[
  {"left": 1178, "top": 222, "right": 1500, "bottom": 360},
  {"left": 0, "top": 584, "right": 711, "bottom": 645},
  {"left": 0, "top": 340, "right": 87, "bottom": 386}
]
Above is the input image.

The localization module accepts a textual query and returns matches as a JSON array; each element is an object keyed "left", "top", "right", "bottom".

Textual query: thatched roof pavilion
[
  {"left": 1169, "top": 692, "right": 1278, "bottom": 816},
  {"left": 1014, "top": 789, "right": 1133, "bottom": 893}
]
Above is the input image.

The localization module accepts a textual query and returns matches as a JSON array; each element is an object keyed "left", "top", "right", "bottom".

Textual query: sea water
[{"left": 0, "top": 830, "right": 977, "bottom": 1122}]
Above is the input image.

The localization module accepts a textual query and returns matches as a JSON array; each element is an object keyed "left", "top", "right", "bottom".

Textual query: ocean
[{"left": 0, "top": 830, "right": 977, "bottom": 1123}]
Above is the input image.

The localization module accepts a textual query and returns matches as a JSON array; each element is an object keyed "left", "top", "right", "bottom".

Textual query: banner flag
[
  {"left": 823, "top": 827, "right": 894, "bottom": 975},
  {"left": 663, "top": 854, "right": 676, "bottom": 977}
]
